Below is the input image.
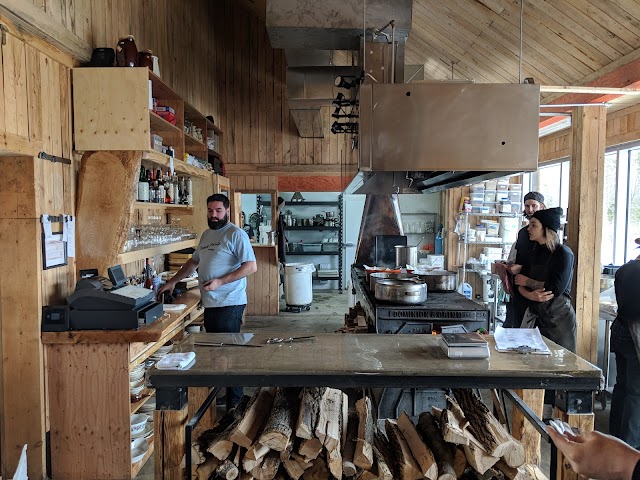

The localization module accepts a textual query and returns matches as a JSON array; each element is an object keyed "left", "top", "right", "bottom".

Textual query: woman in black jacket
[{"left": 510, "top": 207, "right": 577, "bottom": 352}]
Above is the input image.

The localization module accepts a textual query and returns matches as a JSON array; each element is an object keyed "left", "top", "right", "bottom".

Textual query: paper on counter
[{"left": 494, "top": 326, "right": 551, "bottom": 355}]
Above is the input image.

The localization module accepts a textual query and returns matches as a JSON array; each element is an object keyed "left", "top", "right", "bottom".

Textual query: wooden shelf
[
  {"left": 149, "top": 70, "right": 180, "bottom": 100},
  {"left": 206, "top": 118, "right": 222, "bottom": 135},
  {"left": 184, "top": 132, "right": 206, "bottom": 150},
  {"left": 134, "top": 201, "right": 193, "bottom": 210},
  {"left": 131, "top": 439, "right": 154, "bottom": 477},
  {"left": 208, "top": 148, "right": 222, "bottom": 158},
  {"left": 118, "top": 239, "right": 196, "bottom": 264},
  {"left": 131, "top": 389, "right": 155, "bottom": 415},
  {"left": 142, "top": 150, "right": 212, "bottom": 179},
  {"left": 149, "top": 111, "right": 182, "bottom": 135}
]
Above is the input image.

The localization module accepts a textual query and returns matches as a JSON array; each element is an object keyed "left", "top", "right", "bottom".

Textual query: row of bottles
[{"left": 137, "top": 166, "right": 193, "bottom": 205}]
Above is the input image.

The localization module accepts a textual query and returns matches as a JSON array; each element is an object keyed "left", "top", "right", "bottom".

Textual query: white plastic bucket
[{"left": 284, "top": 263, "right": 316, "bottom": 306}]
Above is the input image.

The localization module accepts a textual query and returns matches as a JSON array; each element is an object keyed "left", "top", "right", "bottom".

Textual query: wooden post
[
  {"left": 566, "top": 106, "right": 606, "bottom": 362},
  {"left": 188, "top": 387, "right": 217, "bottom": 441},
  {"left": 553, "top": 407, "right": 595, "bottom": 480},
  {"left": 510, "top": 389, "right": 544, "bottom": 466},
  {"left": 155, "top": 405, "right": 189, "bottom": 480}
]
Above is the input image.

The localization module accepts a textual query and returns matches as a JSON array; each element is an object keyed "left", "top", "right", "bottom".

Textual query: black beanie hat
[
  {"left": 524, "top": 191, "right": 545, "bottom": 204},
  {"left": 532, "top": 207, "right": 563, "bottom": 232}
]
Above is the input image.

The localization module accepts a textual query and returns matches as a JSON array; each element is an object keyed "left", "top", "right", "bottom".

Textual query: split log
[
  {"left": 397, "top": 412, "right": 438, "bottom": 480},
  {"left": 452, "top": 389, "right": 525, "bottom": 468},
  {"left": 216, "top": 457, "right": 240, "bottom": 480},
  {"left": 303, "top": 455, "right": 330, "bottom": 480},
  {"left": 315, "top": 388, "right": 343, "bottom": 450},
  {"left": 283, "top": 454, "right": 307, "bottom": 480},
  {"left": 251, "top": 450, "right": 281, "bottom": 480},
  {"left": 298, "top": 438, "right": 323, "bottom": 461},
  {"left": 259, "top": 388, "right": 299, "bottom": 452},
  {"left": 475, "top": 466, "right": 506, "bottom": 480},
  {"left": 354, "top": 396, "right": 375, "bottom": 470},
  {"left": 385, "top": 418, "right": 423, "bottom": 480},
  {"left": 203, "top": 401, "right": 251, "bottom": 461},
  {"left": 453, "top": 446, "right": 468, "bottom": 478},
  {"left": 291, "top": 452, "right": 313, "bottom": 469},
  {"left": 494, "top": 460, "right": 538, "bottom": 480},
  {"left": 196, "top": 454, "right": 220, "bottom": 480},
  {"left": 341, "top": 392, "right": 349, "bottom": 447},
  {"left": 231, "top": 387, "right": 277, "bottom": 448},
  {"left": 246, "top": 443, "right": 270, "bottom": 462},
  {"left": 440, "top": 397, "right": 470, "bottom": 446},
  {"left": 327, "top": 446, "right": 343, "bottom": 479},
  {"left": 296, "top": 387, "right": 327, "bottom": 439},
  {"left": 239, "top": 473, "right": 255, "bottom": 480},
  {"left": 417, "top": 412, "right": 456, "bottom": 480},
  {"left": 192, "top": 441, "right": 207, "bottom": 465},
  {"left": 462, "top": 442, "right": 500, "bottom": 475},
  {"left": 342, "top": 411, "right": 359, "bottom": 477},
  {"left": 373, "top": 431, "right": 395, "bottom": 480}
]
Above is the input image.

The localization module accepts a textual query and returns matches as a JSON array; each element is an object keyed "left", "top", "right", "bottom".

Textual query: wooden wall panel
[
  {"left": 0, "top": 24, "right": 76, "bottom": 479},
  {"left": 540, "top": 103, "right": 640, "bottom": 164}
]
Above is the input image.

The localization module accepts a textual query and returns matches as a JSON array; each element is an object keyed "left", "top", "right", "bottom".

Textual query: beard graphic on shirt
[{"left": 208, "top": 214, "right": 229, "bottom": 230}]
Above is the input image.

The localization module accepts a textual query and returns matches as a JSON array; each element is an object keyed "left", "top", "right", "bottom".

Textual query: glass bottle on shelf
[
  {"left": 149, "top": 169, "right": 157, "bottom": 203},
  {"left": 186, "top": 177, "right": 193, "bottom": 205},
  {"left": 137, "top": 166, "right": 149, "bottom": 202},
  {"left": 144, "top": 258, "right": 153, "bottom": 289},
  {"left": 157, "top": 169, "right": 165, "bottom": 204}
]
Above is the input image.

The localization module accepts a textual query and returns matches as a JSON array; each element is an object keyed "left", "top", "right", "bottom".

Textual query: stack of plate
[
  {"left": 138, "top": 398, "right": 156, "bottom": 414},
  {"left": 130, "top": 364, "right": 146, "bottom": 396},
  {"left": 131, "top": 437, "right": 150, "bottom": 464},
  {"left": 132, "top": 419, "right": 154, "bottom": 440},
  {"left": 148, "top": 341, "right": 174, "bottom": 363}
]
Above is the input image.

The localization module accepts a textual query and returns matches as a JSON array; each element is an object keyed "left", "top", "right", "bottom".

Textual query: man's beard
[{"left": 208, "top": 215, "right": 229, "bottom": 230}]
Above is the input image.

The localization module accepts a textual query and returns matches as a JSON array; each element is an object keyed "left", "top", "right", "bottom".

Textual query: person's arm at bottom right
[{"left": 547, "top": 428, "right": 640, "bottom": 480}]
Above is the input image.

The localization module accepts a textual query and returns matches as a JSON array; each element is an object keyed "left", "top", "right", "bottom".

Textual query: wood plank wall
[
  {"left": 0, "top": 20, "right": 76, "bottom": 479},
  {"left": 540, "top": 103, "right": 640, "bottom": 164}
]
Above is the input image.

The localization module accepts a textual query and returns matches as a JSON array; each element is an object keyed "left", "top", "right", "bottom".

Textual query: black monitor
[{"left": 107, "top": 265, "right": 127, "bottom": 289}]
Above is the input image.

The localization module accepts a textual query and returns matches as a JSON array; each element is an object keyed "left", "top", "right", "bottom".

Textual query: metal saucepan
[
  {"left": 375, "top": 279, "right": 427, "bottom": 305},
  {"left": 369, "top": 272, "right": 418, "bottom": 291},
  {"left": 413, "top": 270, "right": 457, "bottom": 292},
  {"left": 395, "top": 245, "right": 418, "bottom": 268}
]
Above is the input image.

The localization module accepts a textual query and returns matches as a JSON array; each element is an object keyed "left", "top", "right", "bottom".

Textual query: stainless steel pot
[
  {"left": 369, "top": 272, "right": 417, "bottom": 291},
  {"left": 414, "top": 270, "right": 457, "bottom": 292},
  {"left": 395, "top": 245, "right": 418, "bottom": 268},
  {"left": 375, "top": 279, "right": 427, "bottom": 304}
]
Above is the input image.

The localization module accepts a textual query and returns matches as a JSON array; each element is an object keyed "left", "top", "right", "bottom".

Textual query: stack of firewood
[
  {"left": 192, "top": 387, "right": 543, "bottom": 480},
  {"left": 338, "top": 304, "right": 368, "bottom": 333}
]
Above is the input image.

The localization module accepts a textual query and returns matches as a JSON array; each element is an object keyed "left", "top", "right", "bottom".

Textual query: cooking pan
[
  {"left": 414, "top": 270, "right": 457, "bottom": 292},
  {"left": 369, "top": 272, "right": 417, "bottom": 291},
  {"left": 375, "top": 279, "right": 427, "bottom": 305}
]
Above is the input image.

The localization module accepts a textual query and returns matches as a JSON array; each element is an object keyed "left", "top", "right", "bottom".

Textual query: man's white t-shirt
[{"left": 191, "top": 223, "right": 256, "bottom": 308}]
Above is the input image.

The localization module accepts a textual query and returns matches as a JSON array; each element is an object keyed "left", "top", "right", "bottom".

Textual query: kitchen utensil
[
  {"left": 375, "top": 235, "right": 407, "bottom": 268},
  {"left": 395, "top": 245, "right": 418, "bottom": 269},
  {"left": 413, "top": 270, "right": 458, "bottom": 292},
  {"left": 89, "top": 48, "right": 115, "bottom": 67},
  {"left": 374, "top": 279, "right": 427, "bottom": 304},
  {"left": 194, "top": 342, "right": 262, "bottom": 347},
  {"left": 369, "top": 272, "right": 418, "bottom": 291},
  {"left": 266, "top": 336, "right": 315, "bottom": 344}
]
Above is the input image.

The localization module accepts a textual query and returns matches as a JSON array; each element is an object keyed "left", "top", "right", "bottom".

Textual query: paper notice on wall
[
  {"left": 44, "top": 234, "right": 66, "bottom": 268},
  {"left": 42, "top": 214, "right": 53, "bottom": 239},
  {"left": 66, "top": 216, "right": 76, "bottom": 257}
]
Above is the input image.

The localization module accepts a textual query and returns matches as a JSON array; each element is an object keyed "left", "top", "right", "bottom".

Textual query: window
[{"left": 602, "top": 143, "right": 640, "bottom": 265}]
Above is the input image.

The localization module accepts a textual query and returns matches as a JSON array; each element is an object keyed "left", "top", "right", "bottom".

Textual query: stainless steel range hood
[{"left": 349, "top": 81, "right": 540, "bottom": 193}]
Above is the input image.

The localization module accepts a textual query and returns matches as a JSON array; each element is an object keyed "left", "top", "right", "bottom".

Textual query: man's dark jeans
[
  {"left": 204, "top": 305, "right": 246, "bottom": 406},
  {"left": 610, "top": 317, "right": 640, "bottom": 449}
]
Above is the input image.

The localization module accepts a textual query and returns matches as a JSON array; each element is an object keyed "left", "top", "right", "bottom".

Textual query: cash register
[{"left": 66, "top": 265, "right": 163, "bottom": 330}]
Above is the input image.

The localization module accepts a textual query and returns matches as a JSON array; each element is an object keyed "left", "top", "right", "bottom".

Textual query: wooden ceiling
[{"left": 240, "top": 0, "right": 640, "bottom": 106}]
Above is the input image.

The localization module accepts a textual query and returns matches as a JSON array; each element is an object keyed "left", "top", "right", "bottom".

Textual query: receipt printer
[{"left": 66, "top": 265, "right": 163, "bottom": 330}]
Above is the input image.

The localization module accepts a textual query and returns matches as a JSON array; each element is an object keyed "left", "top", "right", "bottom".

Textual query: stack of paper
[{"left": 494, "top": 326, "right": 551, "bottom": 355}]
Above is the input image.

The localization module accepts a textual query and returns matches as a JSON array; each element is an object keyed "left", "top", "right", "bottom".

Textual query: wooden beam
[
  {"left": 540, "top": 86, "right": 640, "bottom": 95},
  {"left": 225, "top": 164, "right": 344, "bottom": 176},
  {"left": 0, "top": 132, "right": 41, "bottom": 157},
  {"left": 565, "top": 106, "right": 606, "bottom": 363},
  {"left": 278, "top": 176, "right": 354, "bottom": 192},
  {"left": 0, "top": 0, "right": 91, "bottom": 62},
  {"left": 510, "top": 390, "right": 544, "bottom": 467}
]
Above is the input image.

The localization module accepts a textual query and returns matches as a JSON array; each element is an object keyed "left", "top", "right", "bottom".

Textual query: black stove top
[{"left": 352, "top": 268, "right": 489, "bottom": 334}]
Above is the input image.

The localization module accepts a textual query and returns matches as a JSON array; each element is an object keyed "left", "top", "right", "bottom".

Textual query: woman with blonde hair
[{"left": 509, "top": 207, "right": 577, "bottom": 352}]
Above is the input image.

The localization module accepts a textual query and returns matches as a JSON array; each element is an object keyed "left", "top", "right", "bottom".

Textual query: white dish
[
  {"left": 131, "top": 437, "right": 149, "bottom": 464},
  {"left": 130, "top": 385, "right": 145, "bottom": 396},
  {"left": 132, "top": 420, "right": 154, "bottom": 439},
  {"left": 130, "top": 413, "right": 149, "bottom": 436}
]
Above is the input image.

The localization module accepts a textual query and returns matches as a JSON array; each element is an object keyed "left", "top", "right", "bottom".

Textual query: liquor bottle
[
  {"left": 137, "top": 166, "right": 149, "bottom": 201},
  {"left": 148, "top": 169, "right": 156, "bottom": 203},
  {"left": 172, "top": 172, "right": 179, "bottom": 204},
  {"left": 144, "top": 258, "right": 153, "bottom": 289},
  {"left": 155, "top": 168, "right": 163, "bottom": 203},
  {"left": 165, "top": 169, "right": 172, "bottom": 204},
  {"left": 186, "top": 177, "right": 193, "bottom": 205}
]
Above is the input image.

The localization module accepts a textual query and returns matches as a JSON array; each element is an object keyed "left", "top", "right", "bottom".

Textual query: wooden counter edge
[{"left": 41, "top": 291, "right": 201, "bottom": 344}]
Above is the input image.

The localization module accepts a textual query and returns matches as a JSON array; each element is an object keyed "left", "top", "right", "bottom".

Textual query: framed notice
[{"left": 43, "top": 233, "right": 68, "bottom": 269}]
